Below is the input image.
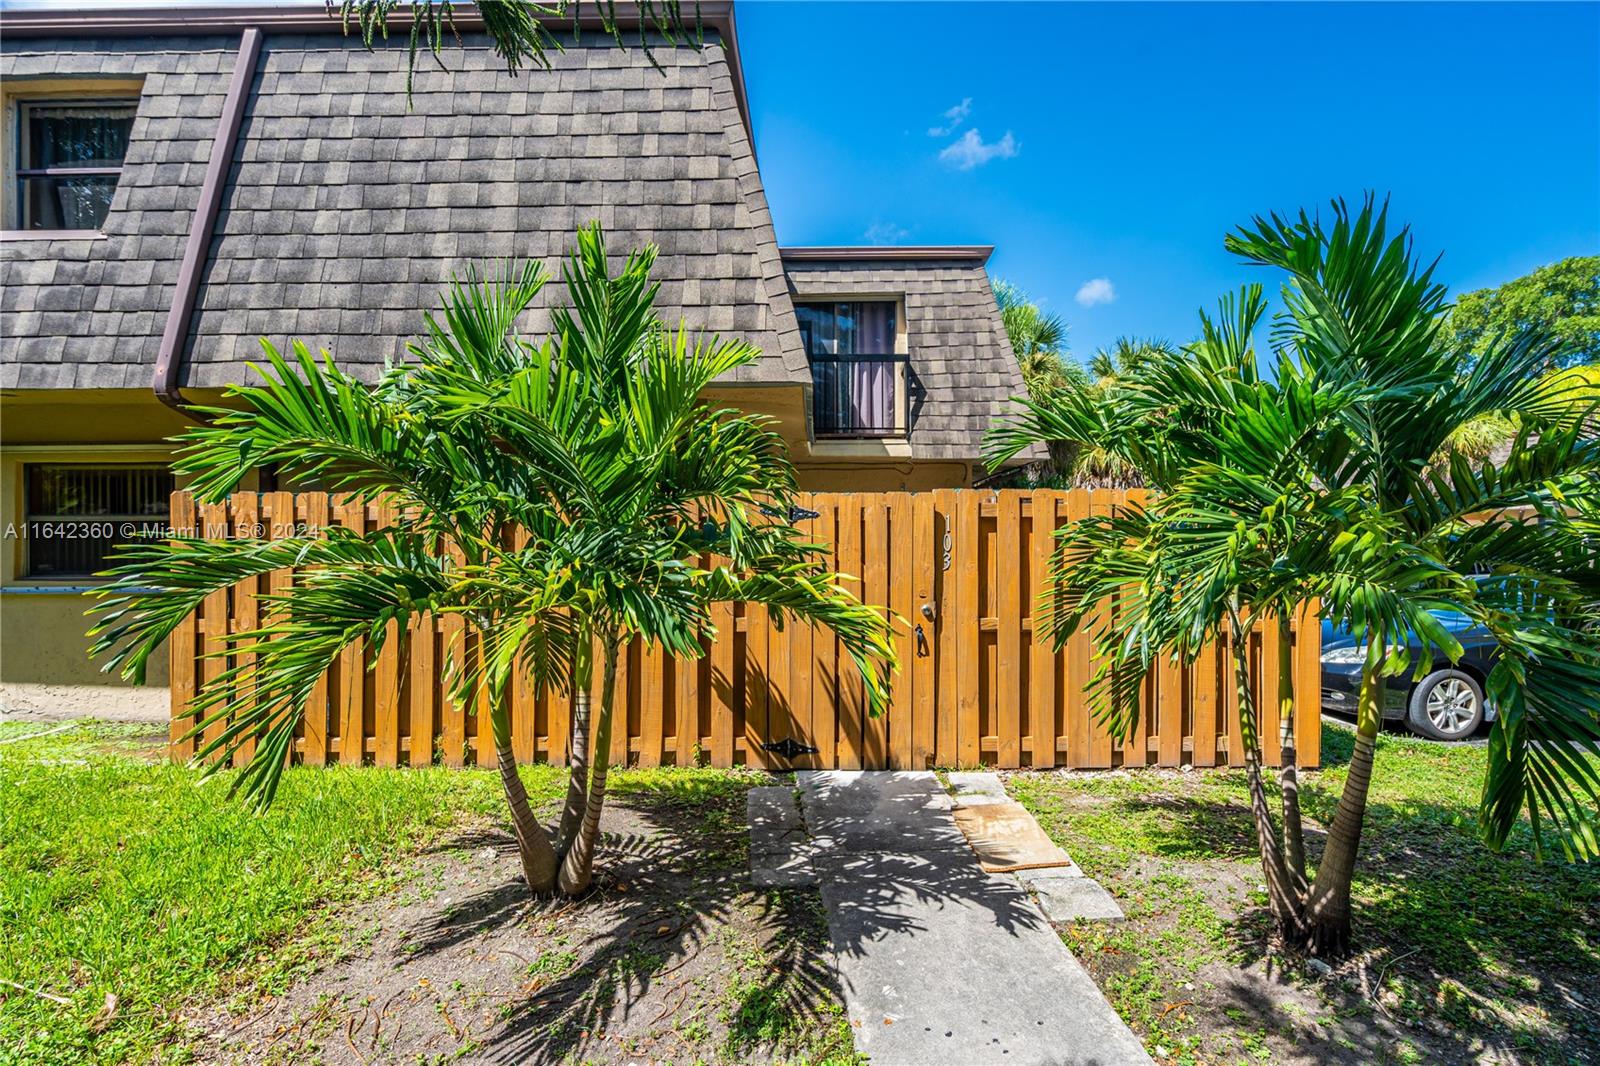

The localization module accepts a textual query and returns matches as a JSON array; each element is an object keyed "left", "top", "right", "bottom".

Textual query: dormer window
[
  {"left": 796, "top": 300, "right": 909, "bottom": 438},
  {"left": 14, "top": 99, "right": 136, "bottom": 231}
]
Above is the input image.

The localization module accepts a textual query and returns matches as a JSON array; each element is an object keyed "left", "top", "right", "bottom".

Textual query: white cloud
[
  {"left": 864, "top": 221, "right": 911, "bottom": 245},
  {"left": 938, "top": 128, "right": 1018, "bottom": 171},
  {"left": 1074, "top": 278, "right": 1117, "bottom": 307},
  {"left": 927, "top": 97, "right": 972, "bottom": 137}
]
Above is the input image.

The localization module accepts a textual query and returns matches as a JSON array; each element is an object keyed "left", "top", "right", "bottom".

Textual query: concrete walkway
[{"left": 797, "top": 771, "right": 1152, "bottom": 1066}]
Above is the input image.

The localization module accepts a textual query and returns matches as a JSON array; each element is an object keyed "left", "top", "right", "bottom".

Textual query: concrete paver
[
  {"left": 1019, "top": 870, "right": 1126, "bottom": 922},
  {"left": 946, "top": 770, "right": 1011, "bottom": 805},
  {"left": 798, "top": 770, "right": 1152, "bottom": 1066}
]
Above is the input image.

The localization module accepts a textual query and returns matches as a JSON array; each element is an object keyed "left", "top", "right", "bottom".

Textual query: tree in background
[
  {"left": 991, "top": 280, "right": 1157, "bottom": 487},
  {"left": 989, "top": 197, "right": 1600, "bottom": 956},
  {"left": 993, "top": 279, "right": 1078, "bottom": 394},
  {"left": 1088, "top": 336, "right": 1180, "bottom": 382},
  {"left": 90, "top": 226, "right": 897, "bottom": 898},
  {"left": 1452, "top": 255, "right": 1600, "bottom": 370},
  {"left": 1435, "top": 257, "right": 1599, "bottom": 462}
]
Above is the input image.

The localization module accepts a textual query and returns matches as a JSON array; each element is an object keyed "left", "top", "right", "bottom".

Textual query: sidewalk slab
[
  {"left": 798, "top": 771, "right": 1152, "bottom": 1066},
  {"left": 748, "top": 786, "right": 816, "bottom": 888}
]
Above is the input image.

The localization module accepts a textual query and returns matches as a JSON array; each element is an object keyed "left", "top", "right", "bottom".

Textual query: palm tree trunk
[
  {"left": 557, "top": 634, "right": 619, "bottom": 896},
  {"left": 1232, "top": 616, "right": 1303, "bottom": 940},
  {"left": 489, "top": 683, "right": 559, "bottom": 894},
  {"left": 1276, "top": 612, "right": 1308, "bottom": 894},
  {"left": 555, "top": 640, "right": 594, "bottom": 859},
  {"left": 1303, "top": 653, "right": 1382, "bottom": 957}
]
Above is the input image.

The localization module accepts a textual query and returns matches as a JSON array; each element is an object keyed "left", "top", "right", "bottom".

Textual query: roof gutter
[
  {"left": 779, "top": 245, "right": 995, "bottom": 264},
  {"left": 152, "top": 25, "right": 261, "bottom": 418}
]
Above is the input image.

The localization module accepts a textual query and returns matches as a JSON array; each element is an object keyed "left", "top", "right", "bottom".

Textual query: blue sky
[
  {"left": 738, "top": 1, "right": 1600, "bottom": 363},
  {"left": 8, "top": 0, "right": 1595, "bottom": 362}
]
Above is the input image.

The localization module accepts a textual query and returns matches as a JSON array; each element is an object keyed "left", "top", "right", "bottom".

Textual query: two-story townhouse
[{"left": 0, "top": 3, "right": 1032, "bottom": 714}]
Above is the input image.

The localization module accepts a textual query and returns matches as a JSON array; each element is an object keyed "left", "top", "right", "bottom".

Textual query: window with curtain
[
  {"left": 795, "top": 301, "right": 904, "bottom": 437},
  {"left": 23, "top": 464, "right": 174, "bottom": 578},
  {"left": 15, "top": 100, "right": 138, "bottom": 231}
]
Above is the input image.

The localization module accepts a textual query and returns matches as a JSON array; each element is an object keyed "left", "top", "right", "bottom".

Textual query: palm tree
[
  {"left": 89, "top": 225, "right": 897, "bottom": 897},
  {"left": 989, "top": 197, "right": 1600, "bottom": 956},
  {"left": 1087, "top": 336, "right": 1179, "bottom": 383},
  {"left": 993, "top": 279, "right": 1070, "bottom": 372},
  {"left": 335, "top": 0, "right": 700, "bottom": 95}
]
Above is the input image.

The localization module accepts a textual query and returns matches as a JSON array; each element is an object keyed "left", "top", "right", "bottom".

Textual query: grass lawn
[
  {"left": 0, "top": 719, "right": 516, "bottom": 1064},
  {"left": 8, "top": 716, "right": 1595, "bottom": 1066},
  {"left": 0, "top": 721, "right": 854, "bottom": 1066},
  {"left": 1009, "top": 722, "right": 1600, "bottom": 1066}
]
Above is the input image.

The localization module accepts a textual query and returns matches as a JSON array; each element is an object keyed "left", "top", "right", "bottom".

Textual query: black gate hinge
[{"left": 761, "top": 736, "right": 820, "bottom": 759}]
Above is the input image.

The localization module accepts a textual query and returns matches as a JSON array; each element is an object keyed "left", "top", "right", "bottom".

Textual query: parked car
[{"left": 1320, "top": 614, "right": 1498, "bottom": 741}]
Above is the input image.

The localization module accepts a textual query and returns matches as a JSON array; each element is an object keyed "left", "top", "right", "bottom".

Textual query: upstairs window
[
  {"left": 23, "top": 464, "right": 173, "bottom": 579},
  {"left": 796, "top": 301, "right": 907, "bottom": 438},
  {"left": 15, "top": 99, "right": 137, "bottom": 231}
]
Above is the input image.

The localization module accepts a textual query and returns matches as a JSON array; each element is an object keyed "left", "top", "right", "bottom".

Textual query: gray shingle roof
[
  {"left": 0, "top": 26, "right": 1030, "bottom": 464},
  {"left": 0, "top": 30, "right": 808, "bottom": 389},
  {"left": 782, "top": 255, "right": 1033, "bottom": 461},
  {"left": 1, "top": 37, "right": 237, "bottom": 390}
]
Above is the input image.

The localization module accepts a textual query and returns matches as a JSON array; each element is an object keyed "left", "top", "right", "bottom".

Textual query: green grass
[
  {"left": 0, "top": 720, "right": 561, "bottom": 1066},
  {"left": 0, "top": 725, "right": 857, "bottom": 1066},
  {"left": 1009, "top": 724, "right": 1600, "bottom": 1064}
]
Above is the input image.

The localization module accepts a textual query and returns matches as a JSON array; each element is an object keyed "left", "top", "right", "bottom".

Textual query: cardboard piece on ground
[{"left": 950, "top": 800, "right": 1075, "bottom": 873}]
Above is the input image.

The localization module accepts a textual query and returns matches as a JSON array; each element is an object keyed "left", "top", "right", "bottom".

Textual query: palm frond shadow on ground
[
  {"left": 1036, "top": 766, "right": 1600, "bottom": 1065},
  {"left": 430, "top": 773, "right": 1053, "bottom": 1062},
  {"left": 801, "top": 772, "right": 1048, "bottom": 958},
  {"left": 402, "top": 782, "right": 842, "bottom": 1065}
]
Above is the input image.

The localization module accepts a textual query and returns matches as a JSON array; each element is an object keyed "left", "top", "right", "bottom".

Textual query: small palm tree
[
  {"left": 90, "top": 225, "right": 897, "bottom": 897},
  {"left": 990, "top": 197, "right": 1600, "bottom": 955}
]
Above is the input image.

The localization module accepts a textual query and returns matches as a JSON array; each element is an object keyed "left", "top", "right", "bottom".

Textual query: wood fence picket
[{"left": 168, "top": 489, "right": 1321, "bottom": 771}]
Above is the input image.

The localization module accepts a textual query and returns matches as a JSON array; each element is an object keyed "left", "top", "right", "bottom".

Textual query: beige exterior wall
[
  {"left": 794, "top": 459, "right": 974, "bottom": 492},
  {"left": 0, "top": 389, "right": 233, "bottom": 717}
]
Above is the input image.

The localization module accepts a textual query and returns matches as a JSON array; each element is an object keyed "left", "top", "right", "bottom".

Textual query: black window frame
[
  {"left": 795, "top": 300, "right": 909, "bottom": 439},
  {"left": 13, "top": 96, "right": 139, "bottom": 232},
  {"left": 22, "top": 463, "right": 174, "bottom": 580}
]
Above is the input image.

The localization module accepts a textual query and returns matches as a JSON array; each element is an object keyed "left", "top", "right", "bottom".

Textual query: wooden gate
[{"left": 168, "top": 489, "right": 1321, "bottom": 771}]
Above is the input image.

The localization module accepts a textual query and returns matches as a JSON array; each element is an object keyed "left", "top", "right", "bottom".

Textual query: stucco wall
[
  {"left": 0, "top": 436, "right": 170, "bottom": 715},
  {"left": 795, "top": 460, "right": 974, "bottom": 492}
]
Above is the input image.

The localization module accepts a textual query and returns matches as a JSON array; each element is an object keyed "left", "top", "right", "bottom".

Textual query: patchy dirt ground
[
  {"left": 1008, "top": 739, "right": 1600, "bottom": 1066},
  {"left": 193, "top": 778, "right": 854, "bottom": 1066}
]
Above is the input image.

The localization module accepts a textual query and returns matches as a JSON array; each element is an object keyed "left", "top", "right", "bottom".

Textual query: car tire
[{"left": 1406, "top": 669, "right": 1485, "bottom": 741}]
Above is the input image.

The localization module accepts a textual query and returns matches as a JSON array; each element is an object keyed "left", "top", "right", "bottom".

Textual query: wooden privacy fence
[{"left": 168, "top": 489, "right": 1321, "bottom": 772}]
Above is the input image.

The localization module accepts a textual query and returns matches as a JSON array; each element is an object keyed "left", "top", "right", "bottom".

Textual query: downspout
[{"left": 152, "top": 26, "right": 262, "bottom": 418}]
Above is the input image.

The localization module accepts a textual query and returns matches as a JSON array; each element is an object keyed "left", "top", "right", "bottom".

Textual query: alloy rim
[{"left": 1426, "top": 677, "right": 1479, "bottom": 734}]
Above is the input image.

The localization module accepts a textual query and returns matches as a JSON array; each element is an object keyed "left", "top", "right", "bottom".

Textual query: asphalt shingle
[
  {"left": 2, "top": 29, "right": 1028, "bottom": 463},
  {"left": 0, "top": 30, "right": 805, "bottom": 390}
]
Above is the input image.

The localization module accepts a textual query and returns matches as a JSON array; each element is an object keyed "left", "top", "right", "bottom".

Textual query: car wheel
[{"left": 1406, "top": 669, "right": 1485, "bottom": 741}]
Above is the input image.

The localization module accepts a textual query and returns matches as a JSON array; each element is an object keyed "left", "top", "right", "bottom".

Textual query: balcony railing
[{"left": 811, "top": 353, "right": 908, "bottom": 438}]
